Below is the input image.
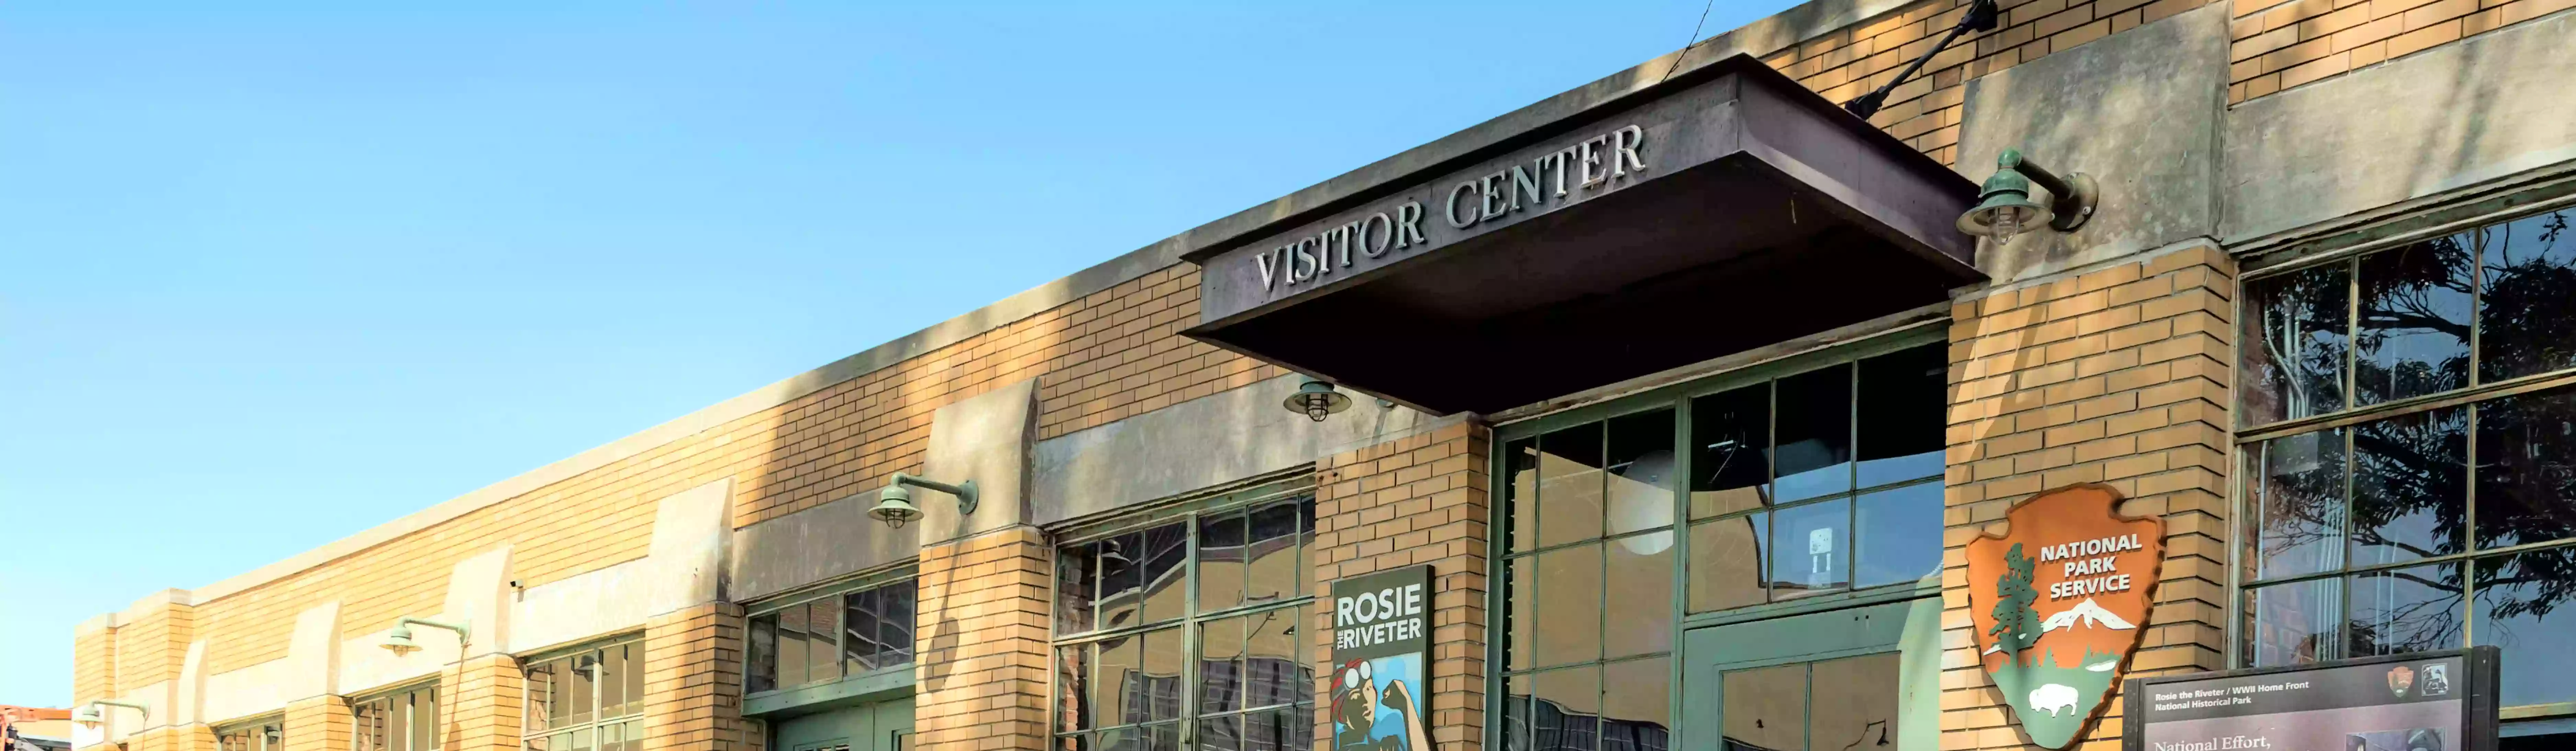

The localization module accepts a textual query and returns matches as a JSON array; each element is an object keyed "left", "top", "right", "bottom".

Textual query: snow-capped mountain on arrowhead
[{"left": 2039, "top": 598, "right": 2135, "bottom": 632}]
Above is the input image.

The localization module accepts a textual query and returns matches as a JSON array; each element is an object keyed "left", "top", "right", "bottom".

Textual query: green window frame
[
  {"left": 1048, "top": 474, "right": 1318, "bottom": 751},
  {"left": 744, "top": 566, "right": 920, "bottom": 697},
  {"left": 1487, "top": 325, "right": 1951, "bottom": 751},
  {"left": 2235, "top": 203, "right": 2576, "bottom": 716},
  {"left": 351, "top": 682, "right": 438, "bottom": 751},
  {"left": 215, "top": 715, "right": 283, "bottom": 751},
  {"left": 522, "top": 634, "right": 646, "bottom": 751}
]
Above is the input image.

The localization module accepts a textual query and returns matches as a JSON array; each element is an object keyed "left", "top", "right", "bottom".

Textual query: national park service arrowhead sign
[{"left": 1965, "top": 484, "right": 2164, "bottom": 749}]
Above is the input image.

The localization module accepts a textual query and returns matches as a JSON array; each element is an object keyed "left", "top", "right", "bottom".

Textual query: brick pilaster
[
  {"left": 441, "top": 654, "right": 523, "bottom": 751},
  {"left": 1941, "top": 245, "right": 2237, "bottom": 750},
  {"left": 283, "top": 696, "right": 351, "bottom": 751},
  {"left": 912, "top": 527, "right": 1051, "bottom": 751},
  {"left": 1313, "top": 421, "right": 1491, "bottom": 751},
  {"left": 644, "top": 603, "right": 749, "bottom": 751}
]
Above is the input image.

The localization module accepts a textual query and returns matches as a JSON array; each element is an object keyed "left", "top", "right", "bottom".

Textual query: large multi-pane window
[
  {"left": 1051, "top": 481, "right": 1317, "bottom": 751},
  {"left": 745, "top": 572, "right": 918, "bottom": 695},
  {"left": 1495, "top": 339, "right": 1947, "bottom": 751},
  {"left": 216, "top": 717, "right": 283, "bottom": 751},
  {"left": 2239, "top": 206, "right": 2576, "bottom": 709},
  {"left": 352, "top": 683, "right": 438, "bottom": 751},
  {"left": 524, "top": 637, "right": 646, "bottom": 751}
]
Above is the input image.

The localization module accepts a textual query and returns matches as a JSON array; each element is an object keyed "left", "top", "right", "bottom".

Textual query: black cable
[
  {"left": 1659, "top": 0, "right": 1721, "bottom": 85},
  {"left": 1843, "top": 0, "right": 2000, "bottom": 120}
]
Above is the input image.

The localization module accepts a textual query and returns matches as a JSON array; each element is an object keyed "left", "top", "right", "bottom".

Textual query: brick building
[{"left": 65, "top": 1, "right": 2576, "bottom": 750}]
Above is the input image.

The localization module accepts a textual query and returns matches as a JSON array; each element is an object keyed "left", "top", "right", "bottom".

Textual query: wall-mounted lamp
[
  {"left": 1283, "top": 378, "right": 1351, "bottom": 422},
  {"left": 1956, "top": 148, "right": 2097, "bottom": 247},
  {"left": 73, "top": 700, "right": 148, "bottom": 729},
  {"left": 869, "top": 472, "right": 978, "bottom": 529},
  {"left": 379, "top": 616, "right": 471, "bottom": 656}
]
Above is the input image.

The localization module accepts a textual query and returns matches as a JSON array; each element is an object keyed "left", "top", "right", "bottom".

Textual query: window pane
[
  {"left": 1689, "top": 385, "right": 1772, "bottom": 519},
  {"left": 2475, "top": 387, "right": 2576, "bottom": 549},
  {"left": 1539, "top": 423, "right": 1607, "bottom": 547},
  {"left": 1857, "top": 344, "right": 1947, "bottom": 488},
  {"left": 1604, "top": 531, "right": 1672, "bottom": 658},
  {"left": 846, "top": 587, "right": 884, "bottom": 673},
  {"left": 1501, "top": 674, "right": 1533, "bottom": 751},
  {"left": 1810, "top": 653, "right": 1901, "bottom": 751},
  {"left": 2346, "top": 563, "right": 2463, "bottom": 658},
  {"left": 2355, "top": 237, "right": 2473, "bottom": 404},
  {"left": 2252, "top": 428, "right": 2347, "bottom": 580},
  {"left": 1100, "top": 533, "right": 1145, "bottom": 630},
  {"left": 1200, "top": 512, "right": 1249, "bottom": 613},
  {"left": 1095, "top": 727, "right": 1135, "bottom": 751},
  {"left": 1248, "top": 502, "right": 1301, "bottom": 604},
  {"left": 1140, "top": 523, "right": 1189, "bottom": 625},
  {"left": 777, "top": 604, "right": 810, "bottom": 688},
  {"left": 1771, "top": 498, "right": 1852, "bottom": 598},
  {"left": 569, "top": 651, "right": 596, "bottom": 726},
  {"left": 386, "top": 693, "right": 408, "bottom": 751},
  {"left": 1139, "top": 628, "right": 1185, "bottom": 722},
  {"left": 1056, "top": 644, "right": 1093, "bottom": 732},
  {"left": 2480, "top": 209, "right": 2576, "bottom": 382},
  {"left": 2248, "top": 577, "right": 2344, "bottom": 667},
  {"left": 1533, "top": 666, "right": 1600, "bottom": 751},
  {"left": 1244, "top": 711, "right": 1289, "bottom": 751},
  {"left": 1143, "top": 723, "right": 1179, "bottom": 751},
  {"left": 1605, "top": 409, "right": 1676, "bottom": 537},
  {"left": 882, "top": 582, "right": 916, "bottom": 665},
  {"left": 1855, "top": 482, "right": 1944, "bottom": 588},
  {"left": 1200, "top": 615, "right": 1245, "bottom": 714},
  {"left": 1097, "top": 634, "right": 1140, "bottom": 726},
  {"left": 1600, "top": 658, "right": 1670, "bottom": 751},
  {"left": 1199, "top": 715, "right": 1239, "bottom": 751},
  {"left": 598, "top": 647, "right": 625, "bottom": 720},
  {"left": 1508, "top": 438, "right": 1542, "bottom": 552},
  {"left": 1720, "top": 664, "right": 1805, "bottom": 751},
  {"left": 1506, "top": 556, "right": 1535, "bottom": 671},
  {"left": 2350, "top": 407, "right": 2466, "bottom": 567},
  {"left": 1686, "top": 514, "right": 1768, "bottom": 613},
  {"left": 1060, "top": 542, "right": 1099, "bottom": 635},
  {"left": 1775, "top": 365, "right": 1854, "bottom": 502},
  {"left": 526, "top": 660, "right": 557, "bottom": 732},
  {"left": 1246, "top": 606, "right": 1300, "bottom": 709},
  {"left": 809, "top": 599, "right": 842, "bottom": 683},
  {"left": 1534, "top": 542, "right": 1604, "bottom": 667},
  {"left": 2473, "top": 548, "right": 2576, "bottom": 707},
  {"left": 2243, "top": 260, "right": 2350, "bottom": 425}
]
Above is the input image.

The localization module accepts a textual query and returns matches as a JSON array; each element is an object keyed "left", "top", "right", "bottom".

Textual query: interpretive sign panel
[
  {"left": 2123, "top": 647, "right": 2499, "bottom": 751},
  {"left": 1328, "top": 565, "right": 1432, "bottom": 751}
]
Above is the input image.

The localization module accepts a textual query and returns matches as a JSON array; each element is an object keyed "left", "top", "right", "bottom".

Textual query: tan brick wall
[
  {"left": 74, "top": 625, "right": 116, "bottom": 709},
  {"left": 441, "top": 654, "right": 523, "bottom": 751},
  {"left": 1311, "top": 422, "right": 1490, "bottom": 751},
  {"left": 1760, "top": 0, "right": 2219, "bottom": 166},
  {"left": 911, "top": 528, "right": 1050, "bottom": 751},
  {"left": 110, "top": 603, "right": 192, "bottom": 692},
  {"left": 283, "top": 696, "right": 351, "bottom": 751},
  {"left": 130, "top": 725, "right": 216, "bottom": 751},
  {"left": 1940, "top": 246, "right": 2236, "bottom": 750},
  {"left": 2228, "top": 0, "right": 2576, "bottom": 100},
  {"left": 643, "top": 603, "right": 750, "bottom": 751}
]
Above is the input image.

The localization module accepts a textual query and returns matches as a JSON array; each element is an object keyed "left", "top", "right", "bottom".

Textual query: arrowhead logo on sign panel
[{"left": 1965, "top": 484, "right": 2163, "bottom": 749}]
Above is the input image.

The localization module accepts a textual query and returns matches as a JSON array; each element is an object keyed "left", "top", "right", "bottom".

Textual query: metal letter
[
  {"left": 1397, "top": 201, "right": 1427, "bottom": 248},
  {"left": 1550, "top": 149, "right": 1573, "bottom": 197},
  {"left": 1511, "top": 162, "right": 1543, "bottom": 211},
  {"left": 1290, "top": 237, "right": 1319, "bottom": 282},
  {"left": 1579, "top": 136, "right": 1606, "bottom": 187},
  {"left": 1337, "top": 222, "right": 1364, "bottom": 267},
  {"left": 1613, "top": 124, "right": 1647, "bottom": 177},
  {"left": 1480, "top": 172, "right": 1507, "bottom": 220},
  {"left": 1362, "top": 213, "right": 1393, "bottom": 257},
  {"left": 1254, "top": 248, "right": 1281, "bottom": 291},
  {"left": 1445, "top": 182, "right": 1479, "bottom": 229}
]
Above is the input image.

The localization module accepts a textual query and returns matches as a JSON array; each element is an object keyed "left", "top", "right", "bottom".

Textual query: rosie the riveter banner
[{"left": 1330, "top": 565, "right": 1433, "bottom": 751}]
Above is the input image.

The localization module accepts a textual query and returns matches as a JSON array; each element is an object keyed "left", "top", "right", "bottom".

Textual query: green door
[
  {"left": 1679, "top": 598, "right": 1943, "bottom": 751},
  {"left": 773, "top": 697, "right": 914, "bottom": 751}
]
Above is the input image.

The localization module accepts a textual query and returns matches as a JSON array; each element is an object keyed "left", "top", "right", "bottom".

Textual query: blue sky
[{"left": 0, "top": 1, "right": 1787, "bottom": 704}]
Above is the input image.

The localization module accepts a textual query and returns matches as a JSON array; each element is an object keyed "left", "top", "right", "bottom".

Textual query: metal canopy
[{"left": 1182, "top": 55, "right": 1984, "bottom": 416}]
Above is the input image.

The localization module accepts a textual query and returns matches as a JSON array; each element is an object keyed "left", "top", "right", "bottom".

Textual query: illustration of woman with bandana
[{"left": 1331, "top": 658, "right": 1431, "bottom": 751}]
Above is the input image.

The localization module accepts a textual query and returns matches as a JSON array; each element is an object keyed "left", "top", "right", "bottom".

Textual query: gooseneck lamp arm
[
  {"left": 890, "top": 472, "right": 979, "bottom": 516},
  {"left": 88, "top": 700, "right": 149, "bottom": 723},
  {"left": 1845, "top": 0, "right": 2000, "bottom": 120},
  {"left": 398, "top": 616, "right": 473, "bottom": 645}
]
